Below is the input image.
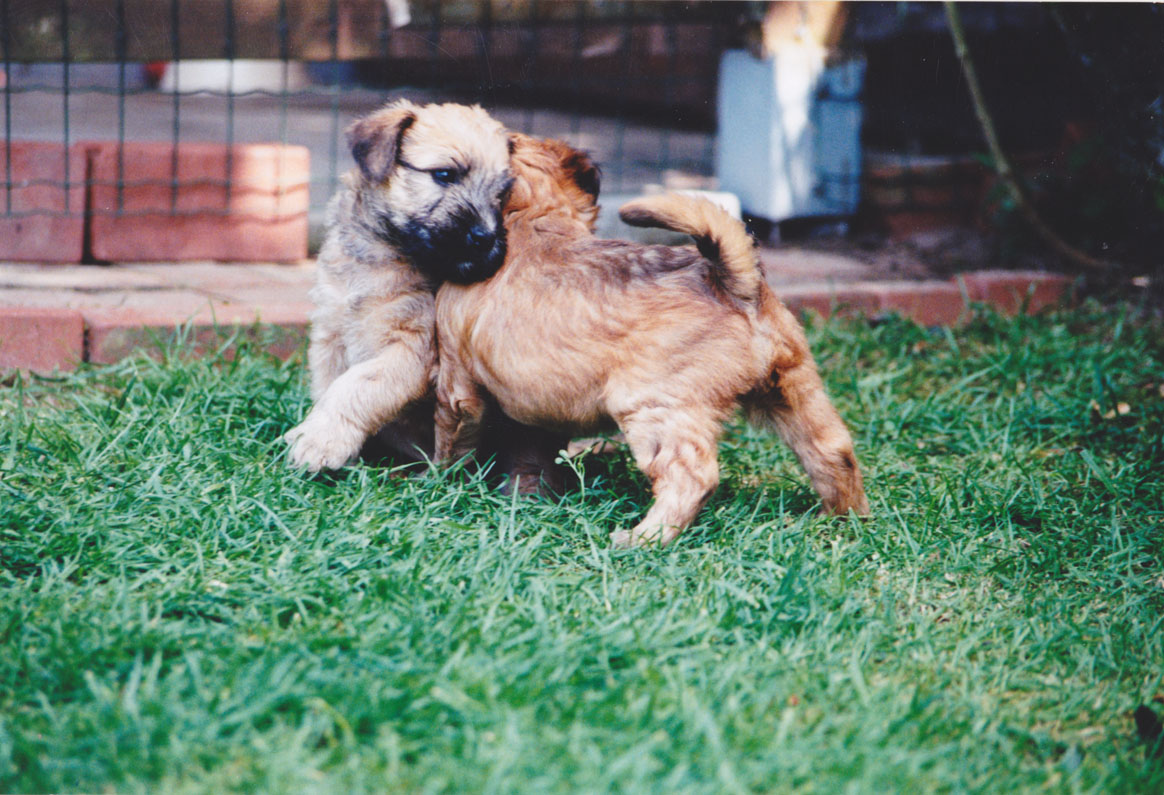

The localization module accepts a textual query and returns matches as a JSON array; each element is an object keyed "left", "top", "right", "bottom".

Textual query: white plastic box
[{"left": 716, "top": 47, "right": 865, "bottom": 222}]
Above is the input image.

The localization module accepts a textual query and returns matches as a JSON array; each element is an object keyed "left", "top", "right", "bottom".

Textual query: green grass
[{"left": 1, "top": 303, "right": 1162, "bottom": 793}]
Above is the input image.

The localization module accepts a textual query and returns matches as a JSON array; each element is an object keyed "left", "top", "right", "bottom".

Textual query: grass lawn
[{"left": 1, "top": 303, "right": 1162, "bottom": 793}]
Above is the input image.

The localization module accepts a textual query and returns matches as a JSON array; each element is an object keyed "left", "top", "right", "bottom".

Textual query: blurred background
[{"left": 2, "top": 1, "right": 1162, "bottom": 285}]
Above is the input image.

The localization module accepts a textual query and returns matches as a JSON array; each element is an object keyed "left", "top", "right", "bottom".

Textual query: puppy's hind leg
[
  {"left": 744, "top": 359, "right": 869, "bottom": 517},
  {"left": 612, "top": 408, "right": 722, "bottom": 548},
  {"left": 434, "top": 352, "right": 487, "bottom": 466}
]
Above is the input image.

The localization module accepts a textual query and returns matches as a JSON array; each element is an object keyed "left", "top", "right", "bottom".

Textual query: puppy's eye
[{"left": 431, "top": 168, "right": 461, "bottom": 186}]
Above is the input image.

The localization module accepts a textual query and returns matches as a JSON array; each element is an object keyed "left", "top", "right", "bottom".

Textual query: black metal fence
[{"left": 1, "top": 0, "right": 746, "bottom": 244}]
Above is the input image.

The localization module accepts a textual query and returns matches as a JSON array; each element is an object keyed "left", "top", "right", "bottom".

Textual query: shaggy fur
[
  {"left": 285, "top": 99, "right": 514, "bottom": 471},
  {"left": 435, "top": 134, "right": 869, "bottom": 547}
]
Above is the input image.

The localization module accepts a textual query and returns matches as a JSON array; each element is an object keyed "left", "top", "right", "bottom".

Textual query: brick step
[{"left": 0, "top": 264, "right": 1072, "bottom": 373}]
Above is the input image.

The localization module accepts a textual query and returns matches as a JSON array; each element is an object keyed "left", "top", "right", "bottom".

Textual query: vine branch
[{"left": 944, "top": 1, "right": 1117, "bottom": 273}]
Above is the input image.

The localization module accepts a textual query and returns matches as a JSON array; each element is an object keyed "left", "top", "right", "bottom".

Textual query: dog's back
[{"left": 439, "top": 187, "right": 790, "bottom": 435}]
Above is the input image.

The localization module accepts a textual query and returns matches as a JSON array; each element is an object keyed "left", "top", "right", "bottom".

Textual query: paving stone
[
  {"left": 0, "top": 263, "right": 172, "bottom": 291},
  {"left": 758, "top": 248, "right": 877, "bottom": 287},
  {"left": 121, "top": 261, "right": 317, "bottom": 292},
  {"left": 215, "top": 285, "right": 314, "bottom": 306},
  {"left": 0, "top": 285, "right": 220, "bottom": 314}
]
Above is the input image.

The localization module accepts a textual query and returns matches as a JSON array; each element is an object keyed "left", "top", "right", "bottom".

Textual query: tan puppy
[
  {"left": 435, "top": 135, "right": 869, "bottom": 547},
  {"left": 285, "top": 99, "right": 514, "bottom": 471}
]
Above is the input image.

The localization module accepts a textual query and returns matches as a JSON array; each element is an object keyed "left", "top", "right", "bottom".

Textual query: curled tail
[{"left": 619, "top": 193, "right": 761, "bottom": 301}]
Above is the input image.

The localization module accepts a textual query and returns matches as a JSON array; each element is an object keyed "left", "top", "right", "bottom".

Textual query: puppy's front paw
[
  {"left": 610, "top": 528, "right": 636, "bottom": 549},
  {"left": 610, "top": 527, "right": 661, "bottom": 549},
  {"left": 610, "top": 523, "right": 677, "bottom": 549},
  {"left": 284, "top": 414, "right": 364, "bottom": 472}
]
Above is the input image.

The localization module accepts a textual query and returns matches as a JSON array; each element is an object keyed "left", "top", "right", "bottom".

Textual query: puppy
[
  {"left": 284, "top": 99, "right": 513, "bottom": 471},
  {"left": 434, "top": 135, "right": 869, "bottom": 547}
]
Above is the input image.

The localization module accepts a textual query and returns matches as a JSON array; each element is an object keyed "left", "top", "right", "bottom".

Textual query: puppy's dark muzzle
[
  {"left": 449, "top": 224, "right": 506, "bottom": 284},
  {"left": 465, "top": 225, "right": 495, "bottom": 254}
]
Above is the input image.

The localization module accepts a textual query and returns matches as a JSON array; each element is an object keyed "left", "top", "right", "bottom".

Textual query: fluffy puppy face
[{"left": 347, "top": 99, "right": 514, "bottom": 284}]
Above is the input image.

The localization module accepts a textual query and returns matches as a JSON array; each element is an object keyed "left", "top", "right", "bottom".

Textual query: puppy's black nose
[{"left": 465, "top": 225, "right": 495, "bottom": 252}]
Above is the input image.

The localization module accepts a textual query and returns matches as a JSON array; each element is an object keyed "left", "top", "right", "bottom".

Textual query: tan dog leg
[
  {"left": 285, "top": 341, "right": 432, "bottom": 471},
  {"left": 305, "top": 314, "right": 350, "bottom": 402},
  {"left": 434, "top": 355, "right": 487, "bottom": 466},
  {"left": 612, "top": 409, "right": 722, "bottom": 548},
  {"left": 745, "top": 362, "right": 869, "bottom": 516}
]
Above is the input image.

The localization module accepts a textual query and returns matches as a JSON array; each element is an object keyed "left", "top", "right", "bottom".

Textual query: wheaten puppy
[
  {"left": 285, "top": 99, "right": 513, "bottom": 471},
  {"left": 434, "top": 135, "right": 869, "bottom": 547}
]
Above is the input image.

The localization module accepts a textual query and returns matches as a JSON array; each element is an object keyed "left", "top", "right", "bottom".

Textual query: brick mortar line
[
  {"left": 80, "top": 144, "right": 99, "bottom": 264},
  {"left": 82, "top": 315, "right": 91, "bottom": 364}
]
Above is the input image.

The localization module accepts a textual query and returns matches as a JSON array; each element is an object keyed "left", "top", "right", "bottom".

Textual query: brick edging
[
  {"left": 0, "top": 269, "right": 1073, "bottom": 373},
  {"left": 0, "top": 307, "right": 86, "bottom": 373},
  {"left": 778, "top": 270, "right": 1074, "bottom": 326}
]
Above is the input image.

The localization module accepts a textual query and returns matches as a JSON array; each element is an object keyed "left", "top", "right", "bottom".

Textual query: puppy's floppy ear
[
  {"left": 563, "top": 148, "right": 601, "bottom": 200},
  {"left": 346, "top": 100, "right": 416, "bottom": 183}
]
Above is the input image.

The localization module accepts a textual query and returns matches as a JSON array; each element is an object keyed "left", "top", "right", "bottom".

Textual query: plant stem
[{"left": 944, "top": 0, "right": 1116, "bottom": 273}]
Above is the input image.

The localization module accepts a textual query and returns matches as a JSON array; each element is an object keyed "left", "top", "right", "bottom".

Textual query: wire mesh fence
[{"left": 1, "top": 0, "right": 745, "bottom": 252}]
